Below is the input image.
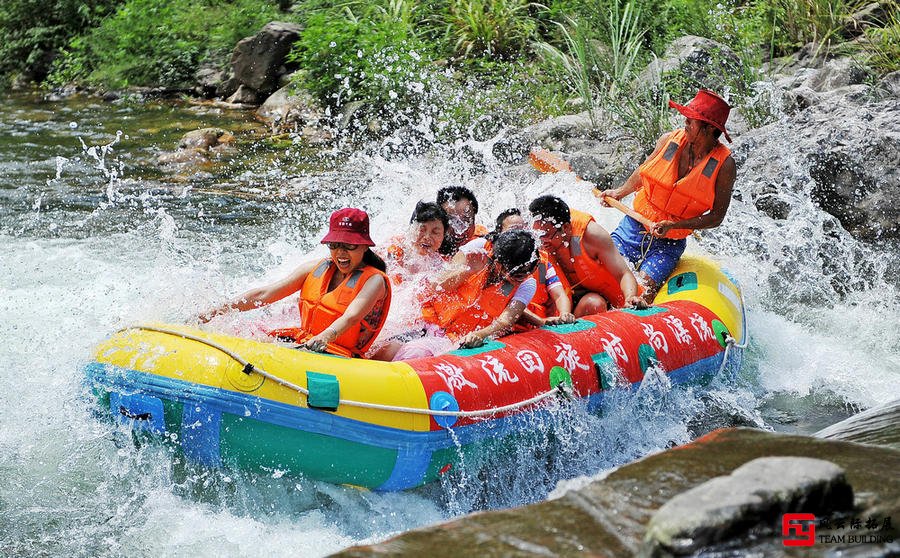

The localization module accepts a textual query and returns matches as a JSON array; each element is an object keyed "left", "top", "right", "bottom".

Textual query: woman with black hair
[{"left": 384, "top": 201, "right": 449, "bottom": 284}]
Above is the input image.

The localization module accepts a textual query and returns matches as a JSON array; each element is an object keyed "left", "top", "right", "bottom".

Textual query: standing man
[
  {"left": 600, "top": 89, "right": 737, "bottom": 302},
  {"left": 529, "top": 195, "right": 644, "bottom": 317}
]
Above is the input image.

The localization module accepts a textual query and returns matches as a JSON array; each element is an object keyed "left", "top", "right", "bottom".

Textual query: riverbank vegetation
[{"left": 2, "top": 0, "right": 896, "bottom": 138}]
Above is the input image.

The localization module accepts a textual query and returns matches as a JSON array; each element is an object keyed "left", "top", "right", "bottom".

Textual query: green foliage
[
  {"left": 289, "top": 5, "right": 432, "bottom": 112},
  {"left": 0, "top": 0, "right": 121, "bottom": 83},
  {"left": 535, "top": 0, "right": 670, "bottom": 142},
  {"left": 8, "top": 0, "right": 897, "bottom": 143},
  {"left": 446, "top": 0, "right": 541, "bottom": 58},
  {"left": 651, "top": 0, "right": 712, "bottom": 50},
  {"left": 752, "top": 0, "right": 870, "bottom": 56},
  {"left": 606, "top": 79, "right": 672, "bottom": 149},
  {"left": 47, "top": 0, "right": 284, "bottom": 88},
  {"left": 853, "top": 6, "right": 900, "bottom": 75}
]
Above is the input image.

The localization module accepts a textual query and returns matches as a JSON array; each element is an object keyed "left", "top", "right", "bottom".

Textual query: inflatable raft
[{"left": 84, "top": 255, "right": 746, "bottom": 491}]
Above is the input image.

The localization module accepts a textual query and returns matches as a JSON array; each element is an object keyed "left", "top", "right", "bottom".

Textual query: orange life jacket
[
  {"left": 420, "top": 241, "right": 518, "bottom": 340},
  {"left": 473, "top": 223, "right": 489, "bottom": 238},
  {"left": 550, "top": 209, "right": 625, "bottom": 308},
  {"left": 386, "top": 235, "right": 448, "bottom": 285},
  {"left": 633, "top": 129, "right": 732, "bottom": 239},
  {"left": 526, "top": 250, "right": 571, "bottom": 319},
  {"left": 386, "top": 236, "right": 407, "bottom": 285},
  {"left": 269, "top": 259, "right": 391, "bottom": 358}
]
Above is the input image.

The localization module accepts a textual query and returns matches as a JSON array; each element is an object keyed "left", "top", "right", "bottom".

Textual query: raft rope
[
  {"left": 716, "top": 334, "right": 750, "bottom": 377},
  {"left": 121, "top": 325, "right": 569, "bottom": 419}
]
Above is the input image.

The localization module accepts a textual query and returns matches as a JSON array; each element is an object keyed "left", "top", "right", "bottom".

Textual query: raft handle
[
  {"left": 119, "top": 406, "right": 152, "bottom": 421},
  {"left": 555, "top": 381, "right": 573, "bottom": 400}
]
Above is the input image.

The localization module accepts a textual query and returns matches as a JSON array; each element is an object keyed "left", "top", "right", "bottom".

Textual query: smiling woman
[
  {"left": 384, "top": 201, "right": 449, "bottom": 284},
  {"left": 199, "top": 207, "right": 392, "bottom": 358}
]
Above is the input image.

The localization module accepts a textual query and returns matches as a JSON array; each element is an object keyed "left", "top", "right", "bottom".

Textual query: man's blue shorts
[{"left": 610, "top": 215, "right": 686, "bottom": 286}]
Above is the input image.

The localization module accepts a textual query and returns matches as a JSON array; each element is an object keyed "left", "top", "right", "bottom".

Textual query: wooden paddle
[{"left": 528, "top": 148, "right": 656, "bottom": 229}]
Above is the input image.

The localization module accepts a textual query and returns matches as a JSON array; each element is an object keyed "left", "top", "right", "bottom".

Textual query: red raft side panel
[{"left": 406, "top": 300, "right": 727, "bottom": 430}]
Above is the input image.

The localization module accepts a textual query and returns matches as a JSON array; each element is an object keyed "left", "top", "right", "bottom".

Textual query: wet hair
[
  {"left": 528, "top": 195, "right": 571, "bottom": 225},
  {"left": 437, "top": 185, "right": 479, "bottom": 214},
  {"left": 363, "top": 249, "right": 387, "bottom": 273},
  {"left": 494, "top": 207, "right": 522, "bottom": 232},
  {"left": 485, "top": 207, "right": 522, "bottom": 242},
  {"left": 492, "top": 229, "right": 537, "bottom": 273},
  {"left": 410, "top": 200, "right": 449, "bottom": 231}
]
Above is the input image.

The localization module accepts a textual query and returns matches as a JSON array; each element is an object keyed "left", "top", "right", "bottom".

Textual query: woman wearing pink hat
[
  {"left": 599, "top": 89, "right": 737, "bottom": 303},
  {"left": 200, "top": 208, "right": 392, "bottom": 358}
]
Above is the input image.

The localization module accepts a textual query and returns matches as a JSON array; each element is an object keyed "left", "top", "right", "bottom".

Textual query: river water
[{"left": 1, "top": 91, "right": 898, "bottom": 556}]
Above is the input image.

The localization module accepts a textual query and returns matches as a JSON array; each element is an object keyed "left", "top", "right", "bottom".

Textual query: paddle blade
[{"left": 528, "top": 148, "right": 572, "bottom": 174}]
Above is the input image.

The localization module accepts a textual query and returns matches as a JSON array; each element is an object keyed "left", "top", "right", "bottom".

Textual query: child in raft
[
  {"left": 390, "top": 229, "right": 541, "bottom": 360},
  {"left": 489, "top": 208, "right": 576, "bottom": 329}
]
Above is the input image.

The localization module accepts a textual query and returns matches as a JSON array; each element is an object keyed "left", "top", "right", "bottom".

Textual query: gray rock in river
[
  {"left": 227, "top": 22, "right": 303, "bottom": 104},
  {"left": 816, "top": 398, "right": 900, "bottom": 449},
  {"left": 644, "top": 456, "right": 853, "bottom": 555},
  {"left": 333, "top": 428, "right": 899, "bottom": 557}
]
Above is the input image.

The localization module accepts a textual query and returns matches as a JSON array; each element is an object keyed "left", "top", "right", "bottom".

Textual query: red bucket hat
[
  {"left": 321, "top": 207, "right": 375, "bottom": 246},
  {"left": 669, "top": 89, "right": 732, "bottom": 142}
]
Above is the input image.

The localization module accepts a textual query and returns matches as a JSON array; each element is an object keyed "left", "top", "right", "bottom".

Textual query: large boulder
[
  {"left": 227, "top": 22, "right": 302, "bottom": 104},
  {"left": 737, "top": 57, "right": 900, "bottom": 239},
  {"left": 816, "top": 398, "right": 900, "bottom": 449},
  {"left": 645, "top": 457, "right": 853, "bottom": 555},
  {"left": 256, "top": 84, "right": 329, "bottom": 142},
  {"left": 636, "top": 35, "right": 742, "bottom": 94},
  {"left": 334, "top": 428, "right": 900, "bottom": 557}
]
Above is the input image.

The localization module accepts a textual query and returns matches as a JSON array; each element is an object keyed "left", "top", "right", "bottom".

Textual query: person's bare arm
[
  {"left": 198, "top": 259, "right": 319, "bottom": 322},
  {"left": 521, "top": 309, "right": 547, "bottom": 327},
  {"left": 651, "top": 155, "right": 736, "bottom": 237},
  {"left": 302, "top": 274, "right": 387, "bottom": 351},
  {"left": 584, "top": 222, "right": 645, "bottom": 308},
  {"left": 544, "top": 284, "right": 576, "bottom": 324},
  {"left": 600, "top": 132, "right": 672, "bottom": 202},
  {"left": 458, "top": 300, "right": 527, "bottom": 348}
]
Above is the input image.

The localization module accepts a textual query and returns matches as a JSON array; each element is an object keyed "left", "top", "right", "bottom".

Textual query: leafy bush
[
  {"left": 0, "top": 0, "right": 121, "bottom": 84},
  {"left": 446, "top": 0, "right": 541, "bottom": 58},
  {"left": 48, "top": 0, "right": 284, "bottom": 88},
  {"left": 289, "top": 5, "right": 433, "bottom": 112}
]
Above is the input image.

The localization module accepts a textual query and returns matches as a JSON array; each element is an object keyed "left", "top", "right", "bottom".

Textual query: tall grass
[
  {"left": 533, "top": 18, "right": 597, "bottom": 119},
  {"left": 759, "top": 0, "right": 871, "bottom": 55},
  {"left": 535, "top": 0, "right": 670, "bottom": 145},
  {"left": 446, "top": 0, "right": 540, "bottom": 58},
  {"left": 858, "top": 6, "right": 900, "bottom": 75}
]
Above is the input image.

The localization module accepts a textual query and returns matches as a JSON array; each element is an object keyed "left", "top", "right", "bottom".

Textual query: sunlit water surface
[{"left": 1, "top": 91, "right": 897, "bottom": 556}]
